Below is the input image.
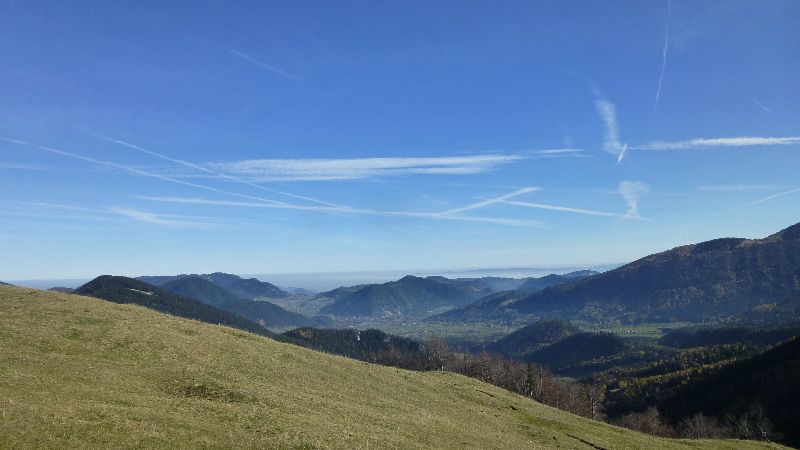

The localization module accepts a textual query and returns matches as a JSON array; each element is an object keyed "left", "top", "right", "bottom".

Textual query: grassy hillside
[{"left": 0, "top": 285, "right": 782, "bottom": 449}]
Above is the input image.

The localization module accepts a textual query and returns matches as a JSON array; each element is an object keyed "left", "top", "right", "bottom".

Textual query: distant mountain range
[
  {"left": 431, "top": 271, "right": 598, "bottom": 322},
  {"left": 314, "top": 271, "right": 598, "bottom": 319},
  {"left": 73, "top": 275, "right": 268, "bottom": 335},
  {"left": 139, "top": 272, "right": 290, "bottom": 299},
  {"left": 160, "top": 276, "right": 317, "bottom": 328},
  {"left": 439, "top": 222, "right": 800, "bottom": 324},
  {"left": 517, "top": 270, "right": 598, "bottom": 292},
  {"left": 318, "top": 275, "right": 492, "bottom": 317}
]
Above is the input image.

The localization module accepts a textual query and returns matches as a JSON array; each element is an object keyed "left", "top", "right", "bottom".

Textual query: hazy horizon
[{"left": 6, "top": 262, "right": 619, "bottom": 291}]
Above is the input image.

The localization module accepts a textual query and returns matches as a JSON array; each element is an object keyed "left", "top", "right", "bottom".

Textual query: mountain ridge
[
  {"left": 72, "top": 275, "right": 268, "bottom": 335},
  {"left": 138, "top": 272, "right": 290, "bottom": 299},
  {"left": 160, "top": 276, "right": 316, "bottom": 328},
  {"left": 440, "top": 222, "right": 800, "bottom": 323},
  {"left": 319, "top": 275, "right": 491, "bottom": 317}
]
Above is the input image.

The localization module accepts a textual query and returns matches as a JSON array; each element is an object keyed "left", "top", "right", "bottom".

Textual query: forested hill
[
  {"left": 279, "top": 327, "right": 428, "bottom": 369},
  {"left": 486, "top": 320, "right": 580, "bottom": 359},
  {"left": 442, "top": 222, "right": 800, "bottom": 323},
  {"left": 160, "top": 276, "right": 316, "bottom": 328},
  {"left": 660, "top": 337, "right": 800, "bottom": 447},
  {"left": 73, "top": 275, "right": 267, "bottom": 335},
  {"left": 319, "top": 275, "right": 490, "bottom": 317}
]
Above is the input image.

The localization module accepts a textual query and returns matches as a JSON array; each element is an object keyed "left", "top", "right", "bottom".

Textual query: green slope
[{"left": 0, "top": 285, "right": 782, "bottom": 449}]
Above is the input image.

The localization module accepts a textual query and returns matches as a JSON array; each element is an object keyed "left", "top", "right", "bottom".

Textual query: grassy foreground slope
[{"left": 0, "top": 286, "right": 782, "bottom": 449}]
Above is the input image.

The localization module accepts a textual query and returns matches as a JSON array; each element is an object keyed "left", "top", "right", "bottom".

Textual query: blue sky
[{"left": 1, "top": 0, "right": 799, "bottom": 280}]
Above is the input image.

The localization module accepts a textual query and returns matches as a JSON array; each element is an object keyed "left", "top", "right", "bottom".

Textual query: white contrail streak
[
  {"left": 437, "top": 187, "right": 538, "bottom": 216},
  {"left": 95, "top": 135, "right": 344, "bottom": 208},
  {"left": 732, "top": 188, "right": 800, "bottom": 210},
  {"left": 1, "top": 138, "right": 300, "bottom": 208},
  {"left": 653, "top": 0, "right": 672, "bottom": 112},
  {"left": 227, "top": 49, "right": 299, "bottom": 81},
  {"left": 501, "top": 200, "right": 621, "bottom": 217}
]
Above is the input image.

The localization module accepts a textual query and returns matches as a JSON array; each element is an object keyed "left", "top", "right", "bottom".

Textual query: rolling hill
[
  {"left": 160, "top": 276, "right": 316, "bottom": 328},
  {"left": 319, "top": 275, "right": 491, "bottom": 317},
  {"left": 72, "top": 275, "right": 267, "bottom": 335},
  {"left": 486, "top": 320, "right": 580, "bottom": 360},
  {"left": 525, "top": 332, "right": 629, "bottom": 373},
  {"left": 431, "top": 289, "right": 529, "bottom": 323},
  {"left": 441, "top": 222, "right": 800, "bottom": 324},
  {"left": 139, "top": 272, "right": 290, "bottom": 299},
  {"left": 0, "top": 284, "right": 778, "bottom": 449}
]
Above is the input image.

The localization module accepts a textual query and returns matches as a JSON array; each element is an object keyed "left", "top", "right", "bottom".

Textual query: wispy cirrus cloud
[
  {"left": 619, "top": 181, "right": 649, "bottom": 219},
  {"left": 209, "top": 154, "right": 525, "bottom": 181},
  {"left": 635, "top": 136, "right": 800, "bottom": 151},
  {"left": 227, "top": 49, "right": 299, "bottom": 81},
  {"left": 7, "top": 137, "right": 629, "bottom": 229},
  {"left": 108, "top": 208, "right": 216, "bottom": 228},
  {"left": 1, "top": 137, "right": 292, "bottom": 207},
  {"left": 594, "top": 93, "right": 628, "bottom": 162},
  {"left": 96, "top": 135, "right": 343, "bottom": 207},
  {"left": 5, "top": 137, "right": 546, "bottom": 227},
  {"left": 135, "top": 194, "right": 547, "bottom": 228}
]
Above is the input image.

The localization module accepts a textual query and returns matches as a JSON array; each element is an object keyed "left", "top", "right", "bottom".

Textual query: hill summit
[{"left": 441, "top": 221, "right": 800, "bottom": 323}]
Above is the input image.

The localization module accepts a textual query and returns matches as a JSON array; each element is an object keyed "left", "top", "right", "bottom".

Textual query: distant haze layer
[{"left": 7, "top": 266, "right": 615, "bottom": 292}]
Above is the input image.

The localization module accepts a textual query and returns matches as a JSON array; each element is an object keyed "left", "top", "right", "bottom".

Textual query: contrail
[
  {"left": 228, "top": 49, "right": 299, "bottom": 81},
  {"left": 94, "top": 135, "right": 345, "bottom": 208},
  {"left": 653, "top": 0, "right": 672, "bottom": 113},
  {"left": 436, "top": 187, "right": 538, "bottom": 216},
  {"left": 732, "top": 187, "right": 800, "bottom": 211},
  {"left": 1, "top": 137, "right": 301, "bottom": 208}
]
